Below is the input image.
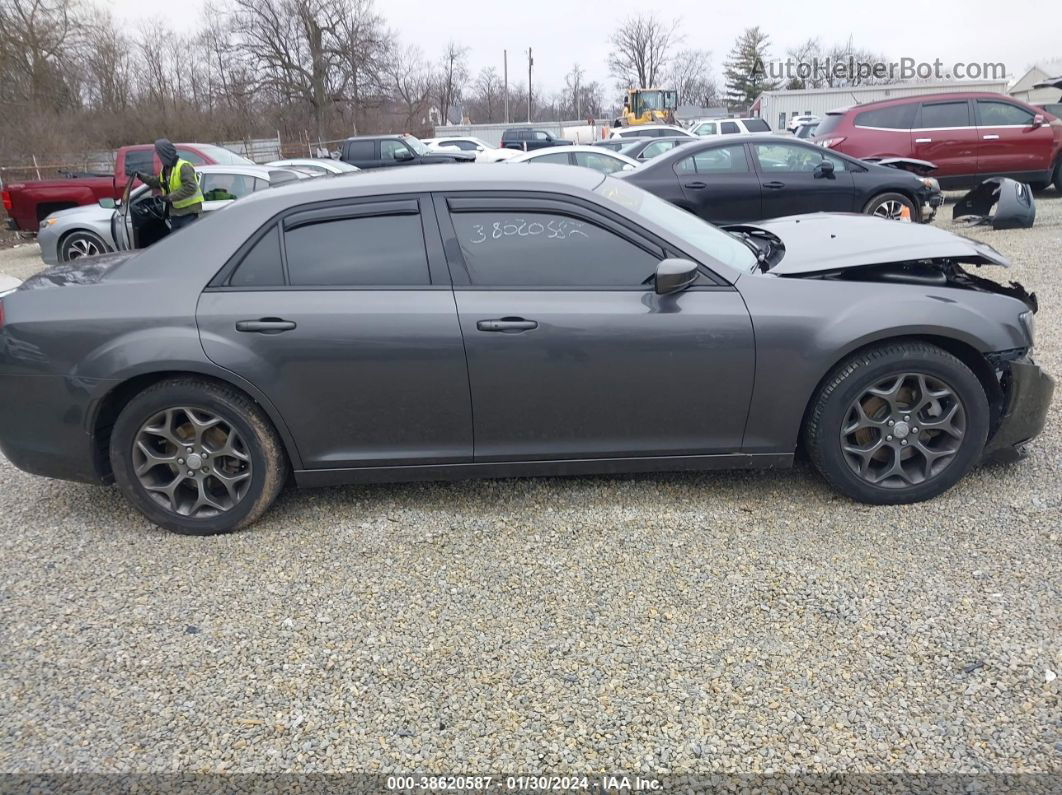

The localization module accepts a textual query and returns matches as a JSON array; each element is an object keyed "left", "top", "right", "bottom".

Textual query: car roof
[
  {"left": 229, "top": 162, "right": 604, "bottom": 207},
  {"left": 825, "top": 91, "right": 1018, "bottom": 115},
  {"left": 344, "top": 134, "right": 411, "bottom": 141}
]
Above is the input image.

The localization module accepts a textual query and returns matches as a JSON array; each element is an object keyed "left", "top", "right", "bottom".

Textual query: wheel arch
[
  {"left": 795, "top": 333, "right": 1004, "bottom": 453},
  {"left": 862, "top": 188, "right": 920, "bottom": 220},
  {"left": 89, "top": 367, "right": 304, "bottom": 481},
  {"left": 57, "top": 226, "right": 111, "bottom": 258}
]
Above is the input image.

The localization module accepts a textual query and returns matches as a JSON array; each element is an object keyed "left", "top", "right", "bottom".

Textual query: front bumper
[
  {"left": 920, "top": 190, "right": 945, "bottom": 223},
  {"left": 982, "top": 355, "right": 1055, "bottom": 462}
]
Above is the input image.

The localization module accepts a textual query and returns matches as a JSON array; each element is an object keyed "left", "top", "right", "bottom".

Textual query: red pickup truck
[{"left": 2, "top": 143, "right": 253, "bottom": 233}]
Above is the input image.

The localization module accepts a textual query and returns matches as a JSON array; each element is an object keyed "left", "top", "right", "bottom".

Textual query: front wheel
[
  {"left": 110, "top": 378, "right": 287, "bottom": 534},
  {"left": 803, "top": 342, "right": 989, "bottom": 504},
  {"left": 60, "top": 230, "right": 109, "bottom": 262},
  {"left": 864, "top": 192, "right": 919, "bottom": 222}
]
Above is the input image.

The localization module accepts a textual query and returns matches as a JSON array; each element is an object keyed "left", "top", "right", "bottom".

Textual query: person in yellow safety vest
[{"left": 134, "top": 139, "right": 205, "bottom": 231}]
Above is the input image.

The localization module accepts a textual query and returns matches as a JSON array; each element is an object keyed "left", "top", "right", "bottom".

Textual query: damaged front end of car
[{"left": 725, "top": 213, "right": 1053, "bottom": 462}]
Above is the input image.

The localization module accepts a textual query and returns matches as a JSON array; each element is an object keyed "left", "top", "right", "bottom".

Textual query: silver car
[{"left": 38, "top": 165, "right": 306, "bottom": 265}]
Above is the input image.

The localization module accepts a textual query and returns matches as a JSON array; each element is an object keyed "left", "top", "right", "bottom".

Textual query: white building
[
  {"left": 1009, "top": 65, "right": 1061, "bottom": 105},
  {"left": 751, "top": 80, "right": 1009, "bottom": 131}
]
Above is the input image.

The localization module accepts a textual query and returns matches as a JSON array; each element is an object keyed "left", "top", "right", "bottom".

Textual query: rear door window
[
  {"left": 675, "top": 144, "right": 750, "bottom": 174},
  {"left": 720, "top": 121, "right": 739, "bottom": 134},
  {"left": 285, "top": 213, "right": 430, "bottom": 286},
  {"left": 344, "top": 140, "right": 375, "bottom": 160},
  {"left": 529, "top": 152, "right": 571, "bottom": 165},
  {"left": 742, "top": 118, "right": 770, "bottom": 132},
  {"left": 916, "top": 101, "right": 971, "bottom": 129},
  {"left": 229, "top": 225, "right": 284, "bottom": 287},
  {"left": 201, "top": 173, "right": 256, "bottom": 202}
]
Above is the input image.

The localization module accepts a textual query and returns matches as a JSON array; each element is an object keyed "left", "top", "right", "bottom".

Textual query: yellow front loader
[{"left": 616, "top": 88, "right": 679, "bottom": 126}]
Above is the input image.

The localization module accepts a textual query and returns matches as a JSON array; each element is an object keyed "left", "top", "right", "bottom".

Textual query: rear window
[
  {"left": 743, "top": 118, "right": 770, "bottom": 132},
  {"left": 813, "top": 112, "right": 846, "bottom": 137},
  {"left": 854, "top": 104, "right": 917, "bottom": 130}
]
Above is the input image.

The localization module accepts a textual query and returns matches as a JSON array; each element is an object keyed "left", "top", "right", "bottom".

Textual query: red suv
[{"left": 813, "top": 92, "right": 1062, "bottom": 191}]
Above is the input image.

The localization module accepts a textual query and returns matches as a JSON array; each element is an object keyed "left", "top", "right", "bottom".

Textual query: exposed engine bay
[{"left": 725, "top": 218, "right": 1038, "bottom": 314}]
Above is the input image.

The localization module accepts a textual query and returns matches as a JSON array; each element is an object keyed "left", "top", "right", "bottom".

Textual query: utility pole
[
  {"left": 503, "top": 50, "right": 509, "bottom": 124},
  {"left": 527, "top": 47, "right": 533, "bottom": 122}
]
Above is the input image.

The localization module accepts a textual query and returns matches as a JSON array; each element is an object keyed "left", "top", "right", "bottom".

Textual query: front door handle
[
  {"left": 982, "top": 134, "right": 1000, "bottom": 140},
  {"left": 476, "top": 317, "right": 538, "bottom": 333},
  {"left": 683, "top": 181, "right": 707, "bottom": 189},
  {"left": 914, "top": 137, "right": 932, "bottom": 143},
  {"left": 235, "top": 318, "right": 297, "bottom": 334},
  {"left": 763, "top": 181, "right": 785, "bottom": 189}
]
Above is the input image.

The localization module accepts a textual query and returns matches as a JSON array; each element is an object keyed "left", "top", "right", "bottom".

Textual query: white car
[
  {"left": 786, "top": 114, "right": 819, "bottom": 132},
  {"left": 505, "top": 145, "right": 639, "bottom": 174},
  {"left": 609, "top": 124, "right": 694, "bottom": 140},
  {"left": 265, "top": 158, "right": 359, "bottom": 175},
  {"left": 421, "top": 136, "right": 518, "bottom": 162},
  {"left": 690, "top": 118, "right": 773, "bottom": 136}
]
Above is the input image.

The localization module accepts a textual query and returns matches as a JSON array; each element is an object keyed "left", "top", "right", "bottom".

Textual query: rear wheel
[
  {"left": 60, "top": 230, "right": 108, "bottom": 262},
  {"left": 110, "top": 378, "right": 287, "bottom": 535},
  {"left": 1053, "top": 159, "right": 1062, "bottom": 192},
  {"left": 803, "top": 342, "right": 989, "bottom": 504},
  {"left": 864, "top": 192, "right": 919, "bottom": 222}
]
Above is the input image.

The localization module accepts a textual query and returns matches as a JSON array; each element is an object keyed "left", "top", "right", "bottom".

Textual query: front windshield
[
  {"left": 195, "top": 144, "right": 254, "bottom": 165},
  {"left": 594, "top": 176, "right": 756, "bottom": 271},
  {"left": 403, "top": 136, "right": 429, "bottom": 155}
]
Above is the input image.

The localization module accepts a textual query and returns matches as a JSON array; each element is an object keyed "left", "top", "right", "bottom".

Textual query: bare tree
[
  {"left": 381, "top": 42, "right": 432, "bottom": 131},
  {"left": 433, "top": 40, "right": 468, "bottom": 125},
  {"left": 563, "top": 63, "right": 584, "bottom": 118},
  {"left": 231, "top": 0, "right": 347, "bottom": 139},
  {"left": 668, "top": 49, "right": 718, "bottom": 107},
  {"left": 336, "top": 0, "right": 388, "bottom": 132},
  {"left": 470, "top": 65, "right": 500, "bottom": 122},
  {"left": 0, "top": 0, "right": 77, "bottom": 109},
  {"left": 79, "top": 9, "right": 132, "bottom": 114},
  {"left": 607, "top": 13, "right": 682, "bottom": 89}
]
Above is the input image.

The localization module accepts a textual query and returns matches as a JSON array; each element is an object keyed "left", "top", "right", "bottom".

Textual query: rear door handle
[
  {"left": 235, "top": 318, "right": 297, "bottom": 334},
  {"left": 914, "top": 137, "right": 932, "bottom": 143},
  {"left": 763, "top": 181, "right": 785, "bottom": 189},
  {"left": 683, "top": 181, "right": 707, "bottom": 189},
  {"left": 982, "top": 134, "right": 1000, "bottom": 140},
  {"left": 476, "top": 317, "right": 538, "bottom": 333}
]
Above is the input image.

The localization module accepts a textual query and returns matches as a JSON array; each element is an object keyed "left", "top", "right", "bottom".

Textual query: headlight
[
  {"left": 1019, "top": 310, "right": 1035, "bottom": 347},
  {"left": 919, "top": 177, "right": 940, "bottom": 190},
  {"left": 42, "top": 217, "right": 57, "bottom": 227}
]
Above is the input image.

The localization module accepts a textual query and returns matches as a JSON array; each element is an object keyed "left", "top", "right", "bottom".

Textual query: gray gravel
[{"left": 0, "top": 194, "right": 1060, "bottom": 776}]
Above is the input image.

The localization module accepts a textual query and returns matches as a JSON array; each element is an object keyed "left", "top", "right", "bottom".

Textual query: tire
[
  {"left": 109, "top": 378, "right": 287, "bottom": 535},
  {"left": 59, "top": 230, "right": 109, "bottom": 262},
  {"left": 803, "top": 342, "right": 989, "bottom": 505},
  {"left": 864, "top": 192, "right": 920, "bottom": 222},
  {"left": 1053, "top": 159, "right": 1062, "bottom": 193}
]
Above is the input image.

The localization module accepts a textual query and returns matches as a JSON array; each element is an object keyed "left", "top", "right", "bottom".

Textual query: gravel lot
[{"left": 1, "top": 193, "right": 1060, "bottom": 777}]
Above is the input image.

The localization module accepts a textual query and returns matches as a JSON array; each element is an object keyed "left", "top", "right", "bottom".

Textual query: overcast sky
[{"left": 109, "top": 0, "right": 1060, "bottom": 96}]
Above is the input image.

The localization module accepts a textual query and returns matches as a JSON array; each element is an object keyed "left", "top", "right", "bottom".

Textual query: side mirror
[
  {"left": 814, "top": 159, "right": 836, "bottom": 178},
  {"left": 621, "top": 164, "right": 636, "bottom": 171},
  {"left": 395, "top": 148, "right": 414, "bottom": 161},
  {"left": 654, "top": 258, "right": 699, "bottom": 295},
  {"left": 1032, "top": 113, "right": 1045, "bottom": 128},
  {"left": 98, "top": 198, "right": 116, "bottom": 209}
]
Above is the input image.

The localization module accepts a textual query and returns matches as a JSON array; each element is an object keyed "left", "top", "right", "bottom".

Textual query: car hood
[
  {"left": 742, "top": 213, "right": 1009, "bottom": 275},
  {"left": 45, "top": 203, "right": 113, "bottom": 224},
  {"left": 19, "top": 251, "right": 138, "bottom": 289}
]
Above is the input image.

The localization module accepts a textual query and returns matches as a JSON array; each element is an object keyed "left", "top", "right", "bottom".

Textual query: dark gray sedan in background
[{"left": 0, "top": 166, "right": 1052, "bottom": 534}]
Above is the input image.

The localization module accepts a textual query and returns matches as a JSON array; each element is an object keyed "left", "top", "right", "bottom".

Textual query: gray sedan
[
  {"left": 0, "top": 165, "right": 1052, "bottom": 535},
  {"left": 37, "top": 165, "right": 305, "bottom": 265}
]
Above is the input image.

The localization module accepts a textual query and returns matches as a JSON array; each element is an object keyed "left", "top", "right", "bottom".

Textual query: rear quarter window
[
  {"left": 813, "top": 113, "right": 846, "bottom": 136},
  {"left": 743, "top": 118, "right": 770, "bottom": 132},
  {"left": 854, "top": 104, "right": 917, "bottom": 129}
]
